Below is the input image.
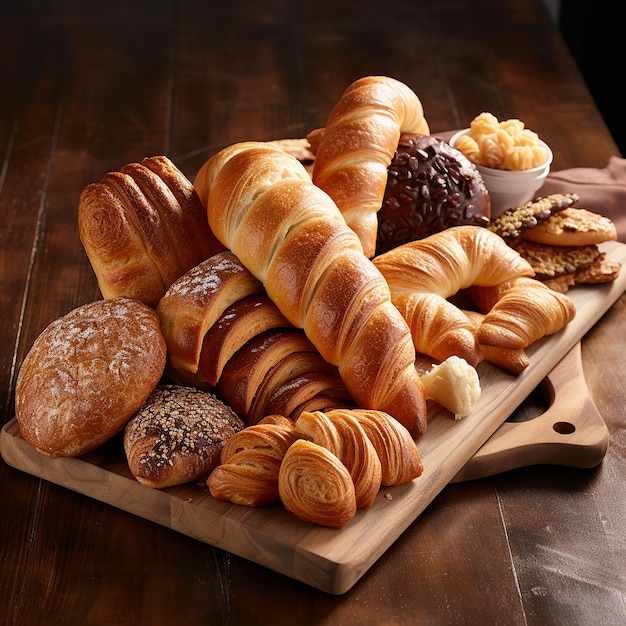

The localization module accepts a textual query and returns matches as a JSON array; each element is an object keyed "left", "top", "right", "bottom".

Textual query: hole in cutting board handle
[
  {"left": 553, "top": 421, "right": 576, "bottom": 435},
  {"left": 505, "top": 376, "right": 554, "bottom": 423}
]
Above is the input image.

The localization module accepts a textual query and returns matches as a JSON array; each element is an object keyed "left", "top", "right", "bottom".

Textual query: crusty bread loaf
[
  {"left": 78, "top": 156, "right": 225, "bottom": 308},
  {"left": 15, "top": 298, "right": 166, "bottom": 457},
  {"left": 194, "top": 141, "right": 428, "bottom": 437},
  {"left": 124, "top": 385, "right": 243, "bottom": 489}
]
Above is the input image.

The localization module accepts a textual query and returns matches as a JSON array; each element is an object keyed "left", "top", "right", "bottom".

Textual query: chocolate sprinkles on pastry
[{"left": 376, "top": 133, "right": 491, "bottom": 254}]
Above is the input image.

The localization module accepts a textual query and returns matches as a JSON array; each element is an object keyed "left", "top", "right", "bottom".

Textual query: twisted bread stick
[
  {"left": 311, "top": 76, "right": 430, "bottom": 257},
  {"left": 194, "top": 142, "right": 428, "bottom": 437}
]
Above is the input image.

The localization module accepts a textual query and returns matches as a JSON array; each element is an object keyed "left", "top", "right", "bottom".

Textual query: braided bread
[
  {"left": 194, "top": 141, "right": 428, "bottom": 437},
  {"left": 373, "top": 226, "right": 535, "bottom": 366},
  {"left": 311, "top": 76, "right": 430, "bottom": 258}
]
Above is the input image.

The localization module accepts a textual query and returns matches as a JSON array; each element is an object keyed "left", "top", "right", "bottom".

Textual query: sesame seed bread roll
[
  {"left": 15, "top": 298, "right": 166, "bottom": 457},
  {"left": 124, "top": 385, "right": 244, "bottom": 489}
]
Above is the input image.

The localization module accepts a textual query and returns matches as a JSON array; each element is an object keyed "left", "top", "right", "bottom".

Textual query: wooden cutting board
[{"left": 2, "top": 241, "right": 625, "bottom": 595}]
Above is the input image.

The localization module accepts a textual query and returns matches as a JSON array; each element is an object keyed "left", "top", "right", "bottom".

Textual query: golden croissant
[{"left": 373, "top": 226, "right": 535, "bottom": 366}]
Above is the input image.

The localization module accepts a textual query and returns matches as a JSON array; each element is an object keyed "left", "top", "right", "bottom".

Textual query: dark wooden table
[{"left": 2, "top": 1, "right": 625, "bottom": 624}]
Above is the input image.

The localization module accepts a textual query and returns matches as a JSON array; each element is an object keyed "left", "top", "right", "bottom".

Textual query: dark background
[{"left": 559, "top": 1, "right": 625, "bottom": 155}]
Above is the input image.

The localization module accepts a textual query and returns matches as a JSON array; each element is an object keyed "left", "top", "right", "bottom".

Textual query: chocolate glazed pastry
[{"left": 376, "top": 134, "right": 491, "bottom": 254}]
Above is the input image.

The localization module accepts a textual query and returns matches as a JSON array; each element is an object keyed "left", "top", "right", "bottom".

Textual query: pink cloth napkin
[{"left": 537, "top": 156, "right": 625, "bottom": 242}]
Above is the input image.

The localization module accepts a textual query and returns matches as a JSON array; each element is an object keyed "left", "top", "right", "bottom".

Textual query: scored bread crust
[{"left": 15, "top": 298, "right": 166, "bottom": 457}]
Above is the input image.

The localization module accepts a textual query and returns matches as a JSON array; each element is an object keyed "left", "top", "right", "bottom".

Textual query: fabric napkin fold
[{"left": 538, "top": 156, "right": 626, "bottom": 243}]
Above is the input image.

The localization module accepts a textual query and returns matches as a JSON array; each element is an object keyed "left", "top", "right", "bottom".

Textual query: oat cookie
[
  {"left": 523, "top": 207, "right": 617, "bottom": 246},
  {"left": 541, "top": 253, "right": 621, "bottom": 293},
  {"left": 508, "top": 238, "right": 600, "bottom": 279}
]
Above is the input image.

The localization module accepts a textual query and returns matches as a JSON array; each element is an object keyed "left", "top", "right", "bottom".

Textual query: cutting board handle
[{"left": 452, "top": 342, "right": 609, "bottom": 483}]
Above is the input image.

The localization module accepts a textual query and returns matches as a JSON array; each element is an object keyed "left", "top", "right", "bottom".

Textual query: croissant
[
  {"left": 311, "top": 76, "right": 430, "bottom": 258},
  {"left": 157, "top": 251, "right": 265, "bottom": 376},
  {"left": 373, "top": 226, "right": 535, "bottom": 365},
  {"left": 469, "top": 276, "right": 576, "bottom": 350},
  {"left": 158, "top": 251, "right": 352, "bottom": 425},
  {"left": 198, "top": 293, "right": 290, "bottom": 386},
  {"left": 278, "top": 439, "right": 358, "bottom": 528},
  {"left": 207, "top": 415, "right": 298, "bottom": 506},
  {"left": 194, "top": 141, "right": 428, "bottom": 437},
  {"left": 78, "top": 156, "right": 225, "bottom": 308},
  {"left": 295, "top": 410, "right": 382, "bottom": 509},
  {"left": 463, "top": 309, "right": 529, "bottom": 374},
  {"left": 327, "top": 409, "right": 423, "bottom": 486}
]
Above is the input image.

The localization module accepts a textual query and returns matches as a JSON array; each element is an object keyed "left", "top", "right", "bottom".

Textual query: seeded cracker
[{"left": 487, "top": 193, "right": 580, "bottom": 239}]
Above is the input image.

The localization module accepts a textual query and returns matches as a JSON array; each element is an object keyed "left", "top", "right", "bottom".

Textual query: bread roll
[
  {"left": 124, "top": 385, "right": 243, "bottom": 489},
  {"left": 78, "top": 156, "right": 225, "bottom": 308},
  {"left": 15, "top": 298, "right": 166, "bottom": 457}
]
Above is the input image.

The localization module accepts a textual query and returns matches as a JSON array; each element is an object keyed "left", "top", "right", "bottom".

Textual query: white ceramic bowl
[{"left": 450, "top": 129, "right": 552, "bottom": 216}]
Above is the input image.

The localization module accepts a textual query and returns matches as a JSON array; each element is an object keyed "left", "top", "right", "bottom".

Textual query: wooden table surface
[{"left": 2, "top": 1, "right": 625, "bottom": 624}]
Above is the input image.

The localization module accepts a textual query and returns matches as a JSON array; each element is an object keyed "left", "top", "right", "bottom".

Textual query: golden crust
[
  {"left": 278, "top": 439, "right": 357, "bottom": 528},
  {"left": 78, "top": 156, "right": 224, "bottom": 308},
  {"left": 16, "top": 298, "right": 166, "bottom": 457}
]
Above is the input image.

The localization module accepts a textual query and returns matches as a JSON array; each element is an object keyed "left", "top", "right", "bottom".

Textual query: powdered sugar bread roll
[{"left": 15, "top": 298, "right": 166, "bottom": 457}]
